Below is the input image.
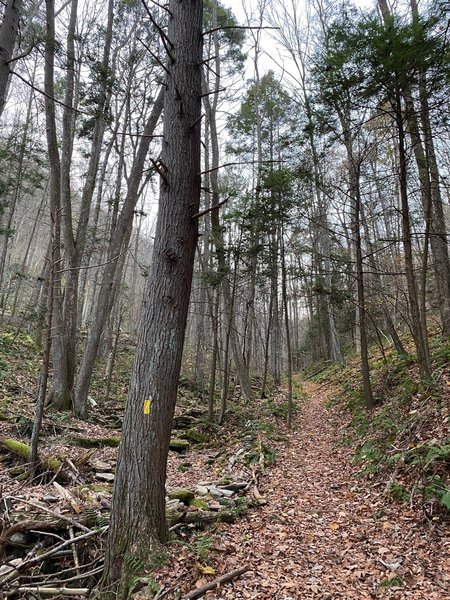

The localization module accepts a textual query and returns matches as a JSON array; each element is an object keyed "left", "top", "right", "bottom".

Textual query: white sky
[{"left": 220, "top": 0, "right": 377, "bottom": 82}]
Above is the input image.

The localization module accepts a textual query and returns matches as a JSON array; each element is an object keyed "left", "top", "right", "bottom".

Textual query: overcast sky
[{"left": 219, "top": 0, "right": 377, "bottom": 79}]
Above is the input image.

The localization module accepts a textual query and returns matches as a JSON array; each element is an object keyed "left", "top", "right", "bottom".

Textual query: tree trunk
[
  {"left": 202, "top": 87, "right": 253, "bottom": 403},
  {"left": 73, "top": 86, "right": 164, "bottom": 418},
  {"left": 350, "top": 164, "right": 374, "bottom": 408},
  {"left": 44, "top": 0, "right": 70, "bottom": 411},
  {"left": 101, "top": 3, "right": 202, "bottom": 596},
  {"left": 0, "top": 0, "right": 22, "bottom": 117},
  {"left": 281, "top": 232, "right": 293, "bottom": 427},
  {"left": 395, "top": 91, "right": 431, "bottom": 378}
]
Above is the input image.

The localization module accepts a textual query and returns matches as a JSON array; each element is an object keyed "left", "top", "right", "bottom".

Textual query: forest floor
[
  {"left": 0, "top": 330, "right": 449, "bottom": 599},
  {"left": 153, "top": 379, "right": 449, "bottom": 600}
]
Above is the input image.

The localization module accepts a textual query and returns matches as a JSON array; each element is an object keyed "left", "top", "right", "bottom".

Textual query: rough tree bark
[
  {"left": 0, "top": 0, "right": 22, "bottom": 117},
  {"left": 100, "top": 2, "right": 202, "bottom": 597}
]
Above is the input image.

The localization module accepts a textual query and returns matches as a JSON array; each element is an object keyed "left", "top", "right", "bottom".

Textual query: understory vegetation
[{"left": 312, "top": 331, "right": 450, "bottom": 515}]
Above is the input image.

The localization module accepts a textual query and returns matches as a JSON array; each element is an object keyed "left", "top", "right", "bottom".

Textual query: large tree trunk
[
  {"left": 0, "top": 0, "right": 22, "bottom": 117},
  {"left": 101, "top": 3, "right": 202, "bottom": 597}
]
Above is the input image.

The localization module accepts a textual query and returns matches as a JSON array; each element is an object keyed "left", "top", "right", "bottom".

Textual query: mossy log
[
  {"left": 70, "top": 435, "right": 121, "bottom": 448},
  {"left": 169, "top": 438, "right": 189, "bottom": 452},
  {"left": 0, "top": 438, "right": 62, "bottom": 472}
]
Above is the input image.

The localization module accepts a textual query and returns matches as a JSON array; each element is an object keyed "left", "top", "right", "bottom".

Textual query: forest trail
[{"left": 199, "top": 381, "right": 449, "bottom": 600}]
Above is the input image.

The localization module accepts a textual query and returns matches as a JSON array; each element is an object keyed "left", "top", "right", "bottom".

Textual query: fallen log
[
  {"left": 70, "top": 435, "right": 120, "bottom": 448},
  {"left": 0, "top": 526, "right": 108, "bottom": 586},
  {"left": 0, "top": 518, "right": 76, "bottom": 559},
  {"left": 5, "top": 586, "right": 89, "bottom": 597},
  {"left": 183, "top": 566, "right": 251, "bottom": 599},
  {"left": 0, "top": 438, "right": 62, "bottom": 473}
]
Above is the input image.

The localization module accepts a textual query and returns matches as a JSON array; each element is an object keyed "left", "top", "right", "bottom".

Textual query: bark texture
[
  {"left": 0, "top": 0, "right": 22, "bottom": 117},
  {"left": 101, "top": 1, "right": 202, "bottom": 596}
]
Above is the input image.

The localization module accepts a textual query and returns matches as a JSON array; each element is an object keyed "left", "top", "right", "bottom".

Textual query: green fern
[{"left": 124, "top": 552, "right": 144, "bottom": 575}]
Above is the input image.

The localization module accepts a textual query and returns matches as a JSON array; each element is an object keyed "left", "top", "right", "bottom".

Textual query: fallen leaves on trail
[{"left": 154, "top": 381, "right": 449, "bottom": 599}]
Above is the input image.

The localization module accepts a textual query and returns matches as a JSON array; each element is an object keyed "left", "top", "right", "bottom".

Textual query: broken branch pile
[{"left": 0, "top": 492, "right": 107, "bottom": 597}]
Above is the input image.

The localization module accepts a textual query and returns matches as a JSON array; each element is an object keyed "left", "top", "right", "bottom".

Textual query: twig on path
[{"left": 183, "top": 566, "right": 251, "bottom": 599}]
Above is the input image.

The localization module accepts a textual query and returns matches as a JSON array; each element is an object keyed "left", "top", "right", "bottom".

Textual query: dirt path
[{"left": 197, "top": 381, "right": 449, "bottom": 599}]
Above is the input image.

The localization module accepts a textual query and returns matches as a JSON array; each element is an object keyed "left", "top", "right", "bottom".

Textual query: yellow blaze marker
[{"left": 143, "top": 399, "right": 151, "bottom": 415}]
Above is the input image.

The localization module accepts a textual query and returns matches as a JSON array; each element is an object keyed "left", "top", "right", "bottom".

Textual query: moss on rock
[
  {"left": 168, "top": 488, "right": 195, "bottom": 504},
  {"left": 179, "top": 429, "right": 209, "bottom": 444},
  {"left": 169, "top": 438, "right": 189, "bottom": 452}
]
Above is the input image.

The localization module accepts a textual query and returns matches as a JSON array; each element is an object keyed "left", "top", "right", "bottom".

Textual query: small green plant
[
  {"left": 148, "top": 550, "right": 169, "bottom": 569},
  {"left": 269, "top": 433, "right": 288, "bottom": 442},
  {"left": 173, "top": 535, "right": 214, "bottom": 561},
  {"left": 423, "top": 476, "right": 450, "bottom": 510},
  {"left": 124, "top": 552, "right": 144, "bottom": 575},
  {"left": 0, "top": 357, "right": 8, "bottom": 379},
  {"left": 232, "top": 497, "right": 249, "bottom": 516},
  {"left": 0, "top": 332, "right": 15, "bottom": 352},
  {"left": 192, "top": 535, "right": 213, "bottom": 561},
  {"left": 388, "top": 482, "right": 409, "bottom": 502},
  {"left": 142, "top": 577, "right": 159, "bottom": 595},
  {"left": 380, "top": 575, "right": 404, "bottom": 589},
  {"left": 262, "top": 443, "right": 277, "bottom": 464}
]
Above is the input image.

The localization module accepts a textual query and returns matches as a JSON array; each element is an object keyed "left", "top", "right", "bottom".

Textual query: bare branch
[
  {"left": 203, "top": 25, "right": 279, "bottom": 36},
  {"left": 199, "top": 159, "right": 284, "bottom": 176},
  {"left": 191, "top": 196, "right": 231, "bottom": 219}
]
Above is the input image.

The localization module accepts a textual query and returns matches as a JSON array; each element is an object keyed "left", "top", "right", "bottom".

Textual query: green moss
[
  {"left": 178, "top": 461, "right": 192, "bottom": 472},
  {"left": 190, "top": 498, "right": 209, "bottom": 510},
  {"left": 1, "top": 437, "right": 31, "bottom": 459},
  {"left": 8, "top": 465, "right": 27, "bottom": 477},
  {"left": 168, "top": 489, "right": 195, "bottom": 504},
  {"left": 179, "top": 429, "right": 209, "bottom": 444},
  {"left": 0, "top": 437, "right": 62, "bottom": 471},
  {"left": 218, "top": 511, "right": 236, "bottom": 523},
  {"left": 380, "top": 576, "right": 404, "bottom": 589},
  {"left": 46, "top": 456, "right": 63, "bottom": 470},
  {"left": 71, "top": 435, "right": 121, "bottom": 448},
  {"left": 169, "top": 438, "right": 189, "bottom": 452}
]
